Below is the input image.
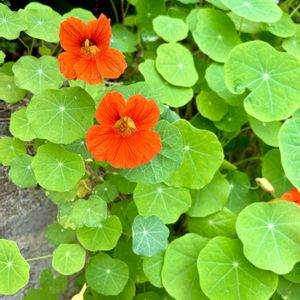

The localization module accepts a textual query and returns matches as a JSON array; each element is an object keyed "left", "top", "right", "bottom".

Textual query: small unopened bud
[{"left": 255, "top": 177, "right": 275, "bottom": 193}]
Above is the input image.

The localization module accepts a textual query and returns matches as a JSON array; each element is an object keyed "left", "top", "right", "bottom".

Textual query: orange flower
[
  {"left": 86, "top": 92, "right": 161, "bottom": 168},
  {"left": 281, "top": 187, "right": 300, "bottom": 205},
  {"left": 58, "top": 15, "right": 127, "bottom": 85}
]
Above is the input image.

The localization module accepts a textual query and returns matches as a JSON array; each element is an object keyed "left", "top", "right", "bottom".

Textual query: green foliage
[{"left": 0, "top": 137, "right": 26, "bottom": 166}]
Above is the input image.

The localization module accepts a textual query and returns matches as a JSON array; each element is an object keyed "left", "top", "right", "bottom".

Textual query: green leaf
[
  {"left": 192, "top": 8, "right": 241, "bottom": 63},
  {"left": 156, "top": 43, "right": 198, "bottom": 87},
  {"left": 142, "top": 253, "right": 164, "bottom": 288},
  {"left": 206, "top": 0, "right": 228, "bottom": 10},
  {"left": 26, "top": 87, "right": 95, "bottom": 144},
  {"left": 134, "top": 183, "right": 191, "bottom": 224},
  {"left": 94, "top": 181, "right": 119, "bottom": 203},
  {"left": 85, "top": 253, "right": 129, "bottom": 295},
  {"left": 279, "top": 118, "right": 300, "bottom": 189},
  {"left": 165, "top": 119, "right": 223, "bottom": 189},
  {"left": 284, "top": 262, "right": 300, "bottom": 284},
  {"left": 47, "top": 223, "right": 75, "bottom": 246},
  {"left": 198, "top": 237, "right": 278, "bottom": 300},
  {"left": 13, "top": 56, "right": 64, "bottom": 94},
  {"left": 39, "top": 269, "right": 67, "bottom": 294},
  {"left": 132, "top": 215, "right": 169, "bottom": 256},
  {"left": 0, "top": 239, "right": 30, "bottom": 295},
  {"left": 277, "top": 277, "right": 300, "bottom": 300},
  {"left": 0, "top": 50, "right": 5, "bottom": 63},
  {"left": 221, "top": 0, "right": 282, "bottom": 23},
  {"left": 104, "top": 174, "right": 136, "bottom": 195},
  {"left": 196, "top": 91, "right": 228, "bottom": 121},
  {"left": 0, "top": 73, "right": 27, "bottom": 104},
  {"left": 77, "top": 215, "right": 122, "bottom": 251},
  {"left": 9, "top": 107, "right": 36, "bottom": 141},
  {"left": 266, "top": 12, "right": 296, "bottom": 38},
  {"left": 228, "top": 12, "right": 263, "bottom": 34},
  {"left": 120, "top": 120, "right": 184, "bottom": 184},
  {"left": 262, "top": 149, "right": 292, "bottom": 198},
  {"left": 248, "top": 115, "right": 281, "bottom": 147},
  {"left": 236, "top": 201, "right": 300, "bottom": 274},
  {"left": 283, "top": 25, "right": 300, "bottom": 60},
  {"left": 46, "top": 185, "right": 78, "bottom": 204},
  {"left": 0, "top": 137, "right": 26, "bottom": 166},
  {"left": 23, "top": 288, "right": 57, "bottom": 300},
  {"left": 153, "top": 16, "right": 188, "bottom": 42},
  {"left": 226, "top": 170, "right": 259, "bottom": 213},
  {"left": 9, "top": 154, "right": 37, "bottom": 188},
  {"left": 162, "top": 233, "right": 208, "bottom": 300},
  {"left": 0, "top": 4, "right": 27, "bottom": 40},
  {"left": 176, "top": 0, "right": 198, "bottom": 3},
  {"left": 224, "top": 41, "right": 300, "bottom": 122},
  {"left": 205, "top": 63, "right": 244, "bottom": 106},
  {"left": 63, "top": 8, "right": 95, "bottom": 22},
  {"left": 187, "top": 172, "right": 230, "bottom": 217},
  {"left": 188, "top": 208, "right": 236, "bottom": 238},
  {"left": 32, "top": 143, "right": 85, "bottom": 192},
  {"left": 21, "top": 6, "right": 61, "bottom": 42},
  {"left": 110, "top": 24, "right": 138, "bottom": 53},
  {"left": 139, "top": 59, "right": 193, "bottom": 107},
  {"left": 64, "top": 139, "right": 91, "bottom": 160},
  {"left": 52, "top": 243, "right": 85, "bottom": 275}
]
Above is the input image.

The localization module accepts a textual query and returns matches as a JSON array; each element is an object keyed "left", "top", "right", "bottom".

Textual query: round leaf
[
  {"left": 0, "top": 137, "right": 26, "bottom": 166},
  {"left": 266, "top": 12, "right": 296, "bottom": 38},
  {"left": 32, "top": 143, "right": 85, "bottom": 192},
  {"left": 164, "top": 119, "right": 224, "bottom": 189},
  {"left": 0, "top": 4, "right": 27, "bottom": 40},
  {"left": 192, "top": 8, "right": 241, "bottom": 63},
  {"left": 9, "top": 154, "right": 37, "bottom": 188},
  {"left": 162, "top": 233, "right": 208, "bottom": 300},
  {"left": 139, "top": 59, "right": 193, "bottom": 107},
  {"left": 47, "top": 223, "right": 75, "bottom": 247},
  {"left": 13, "top": 56, "right": 64, "bottom": 94},
  {"left": 153, "top": 16, "right": 188, "bottom": 42},
  {"left": 224, "top": 41, "right": 300, "bottom": 122},
  {"left": 94, "top": 181, "right": 119, "bottom": 203},
  {"left": 26, "top": 87, "right": 95, "bottom": 144},
  {"left": 198, "top": 237, "right": 278, "bottom": 300},
  {"left": 283, "top": 25, "right": 300, "bottom": 60},
  {"left": 120, "top": 120, "right": 184, "bottom": 184},
  {"left": 110, "top": 24, "right": 138, "bottom": 53},
  {"left": 236, "top": 201, "right": 300, "bottom": 274},
  {"left": 63, "top": 8, "right": 95, "bottom": 22},
  {"left": 142, "top": 253, "right": 164, "bottom": 288},
  {"left": 52, "top": 243, "right": 85, "bottom": 275},
  {"left": 228, "top": 12, "right": 264, "bottom": 34},
  {"left": 9, "top": 107, "right": 36, "bottom": 141},
  {"left": 279, "top": 118, "right": 300, "bottom": 189},
  {"left": 0, "top": 239, "right": 30, "bottom": 295},
  {"left": 85, "top": 253, "right": 129, "bottom": 295},
  {"left": 221, "top": 0, "right": 282, "bottom": 23},
  {"left": 134, "top": 183, "right": 191, "bottom": 224},
  {"left": 132, "top": 215, "right": 169, "bottom": 257},
  {"left": 156, "top": 43, "right": 198, "bottom": 87},
  {"left": 77, "top": 215, "right": 122, "bottom": 251}
]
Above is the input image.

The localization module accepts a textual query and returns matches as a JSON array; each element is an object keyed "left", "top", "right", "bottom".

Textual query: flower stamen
[
  {"left": 82, "top": 39, "right": 99, "bottom": 55},
  {"left": 113, "top": 116, "right": 136, "bottom": 136}
]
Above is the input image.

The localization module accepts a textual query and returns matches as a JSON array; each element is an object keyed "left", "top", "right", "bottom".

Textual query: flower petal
[
  {"left": 60, "top": 17, "right": 88, "bottom": 52},
  {"left": 74, "top": 57, "right": 102, "bottom": 85},
  {"left": 87, "top": 14, "right": 112, "bottom": 50},
  {"left": 96, "top": 48, "right": 127, "bottom": 79},
  {"left": 124, "top": 95, "right": 160, "bottom": 130},
  {"left": 281, "top": 187, "right": 300, "bottom": 202},
  {"left": 58, "top": 51, "right": 81, "bottom": 80},
  {"left": 95, "top": 92, "right": 126, "bottom": 126}
]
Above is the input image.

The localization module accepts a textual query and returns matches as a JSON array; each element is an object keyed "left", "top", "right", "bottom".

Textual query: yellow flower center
[
  {"left": 82, "top": 39, "right": 99, "bottom": 55},
  {"left": 113, "top": 117, "right": 136, "bottom": 136}
]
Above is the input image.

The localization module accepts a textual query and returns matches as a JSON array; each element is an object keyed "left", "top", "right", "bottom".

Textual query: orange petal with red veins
[
  {"left": 74, "top": 57, "right": 103, "bottom": 85},
  {"left": 124, "top": 95, "right": 160, "bottom": 130},
  {"left": 95, "top": 92, "right": 126, "bottom": 126},
  {"left": 58, "top": 51, "right": 81, "bottom": 80},
  {"left": 87, "top": 14, "right": 112, "bottom": 50},
  {"left": 96, "top": 48, "right": 127, "bottom": 79},
  {"left": 60, "top": 17, "right": 88, "bottom": 52}
]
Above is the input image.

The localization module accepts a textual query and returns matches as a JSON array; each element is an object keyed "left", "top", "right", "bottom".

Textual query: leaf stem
[
  {"left": 109, "top": 0, "right": 119, "bottom": 23},
  {"left": 29, "top": 38, "right": 35, "bottom": 55},
  {"left": 26, "top": 254, "right": 52, "bottom": 262},
  {"left": 234, "top": 156, "right": 262, "bottom": 166},
  {"left": 238, "top": 17, "right": 244, "bottom": 37},
  {"left": 290, "top": 2, "right": 300, "bottom": 17},
  {"left": 51, "top": 42, "right": 60, "bottom": 56},
  {"left": 18, "top": 37, "right": 30, "bottom": 53}
]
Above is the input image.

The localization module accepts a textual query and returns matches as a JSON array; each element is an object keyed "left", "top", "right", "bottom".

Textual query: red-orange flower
[
  {"left": 58, "top": 15, "right": 127, "bottom": 85},
  {"left": 86, "top": 92, "right": 161, "bottom": 168},
  {"left": 281, "top": 187, "right": 300, "bottom": 205}
]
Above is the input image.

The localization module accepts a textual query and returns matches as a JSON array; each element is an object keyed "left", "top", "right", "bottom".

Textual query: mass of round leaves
[
  {"left": 52, "top": 243, "right": 86, "bottom": 275},
  {"left": 0, "top": 239, "right": 30, "bottom": 295},
  {"left": 132, "top": 215, "right": 169, "bottom": 256},
  {"left": 236, "top": 201, "right": 300, "bottom": 274},
  {"left": 0, "top": 137, "right": 26, "bottom": 166},
  {"left": 32, "top": 143, "right": 85, "bottom": 192},
  {"left": 85, "top": 253, "right": 129, "bottom": 295},
  {"left": 197, "top": 237, "right": 278, "bottom": 300}
]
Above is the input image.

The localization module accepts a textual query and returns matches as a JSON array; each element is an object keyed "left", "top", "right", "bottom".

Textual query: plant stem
[
  {"left": 234, "top": 156, "right": 262, "bottom": 166},
  {"left": 124, "top": 1, "right": 130, "bottom": 17},
  {"left": 18, "top": 37, "right": 30, "bottom": 53},
  {"left": 238, "top": 17, "right": 244, "bottom": 37},
  {"left": 109, "top": 0, "right": 119, "bottom": 23},
  {"left": 290, "top": 2, "right": 300, "bottom": 17},
  {"left": 29, "top": 38, "right": 35, "bottom": 55},
  {"left": 26, "top": 254, "right": 52, "bottom": 262}
]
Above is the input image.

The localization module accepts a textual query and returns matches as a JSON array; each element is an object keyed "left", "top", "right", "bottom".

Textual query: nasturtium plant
[{"left": 1, "top": 0, "right": 300, "bottom": 298}]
